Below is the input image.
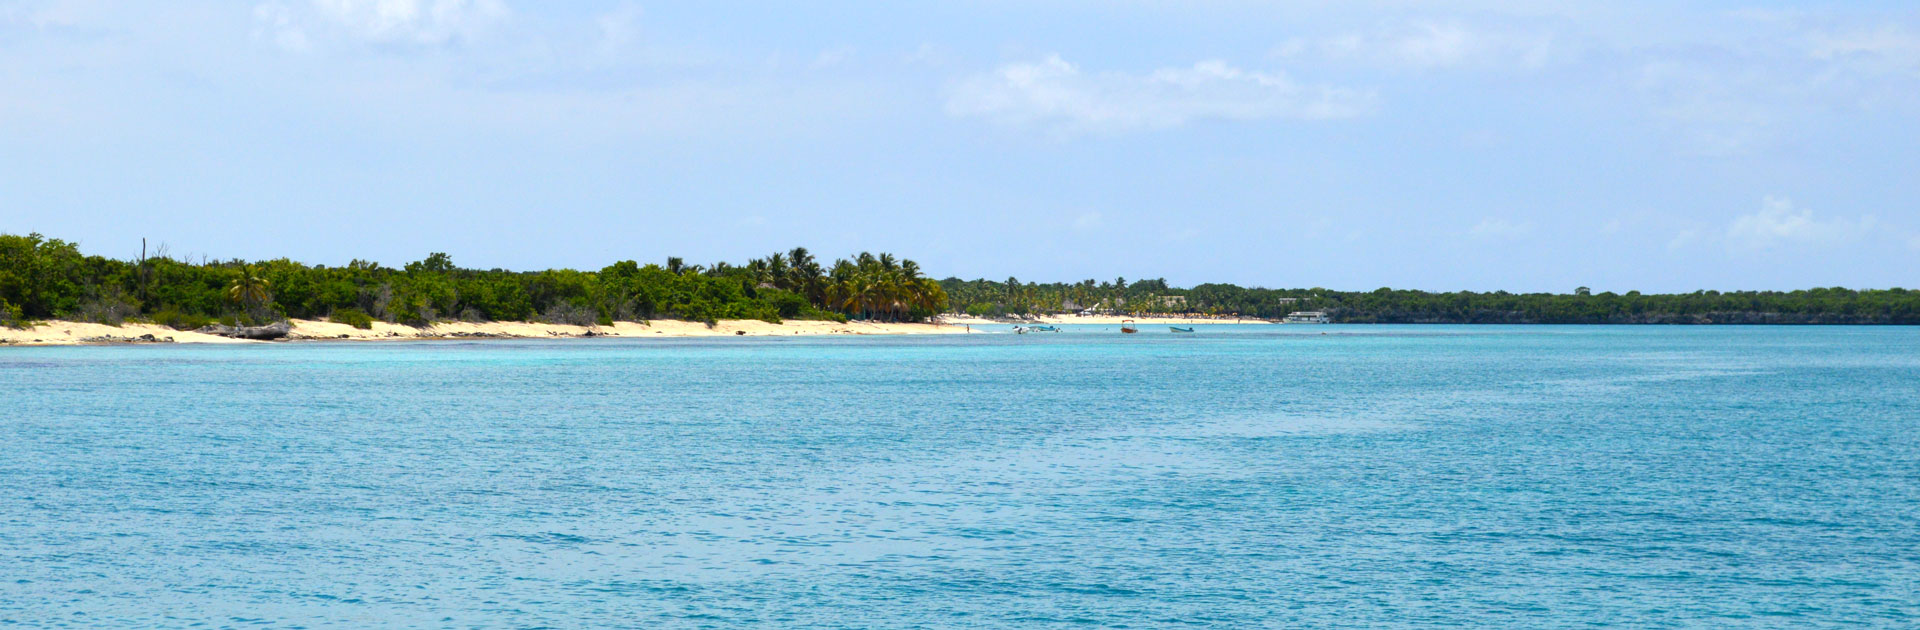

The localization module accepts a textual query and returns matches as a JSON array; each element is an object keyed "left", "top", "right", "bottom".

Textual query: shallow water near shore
[{"left": 4, "top": 325, "right": 1919, "bottom": 628}]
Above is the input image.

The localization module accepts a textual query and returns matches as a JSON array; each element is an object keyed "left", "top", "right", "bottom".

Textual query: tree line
[
  {"left": 6, "top": 231, "right": 1915, "bottom": 329},
  {"left": 0, "top": 233, "right": 947, "bottom": 329},
  {"left": 941, "top": 278, "right": 1920, "bottom": 324}
]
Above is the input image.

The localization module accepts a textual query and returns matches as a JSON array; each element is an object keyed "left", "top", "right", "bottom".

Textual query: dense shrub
[
  {"left": 149, "top": 307, "right": 212, "bottom": 331},
  {"left": 0, "top": 233, "right": 87, "bottom": 318},
  {"left": 330, "top": 307, "right": 375, "bottom": 330},
  {"left": 541, "top": 302, "right": 598, "bottom": 326},
  {"left": 77, "top": 289, "right": 139, "bottom": 325},
  {"left": 766, "top": 290, "right": 809, "bottom": 318},
  {"left": 0, "top": 299, "right": 23, "bottom": 328}
]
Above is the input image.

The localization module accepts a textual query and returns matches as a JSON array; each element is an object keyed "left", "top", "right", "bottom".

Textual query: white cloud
[
  {"left": 1632, "top": 16, "right": 1920, "bottom": 156},
  {"left": 1668, "top": 229, "right": 1700, "bottom": 251},
  {"left": 811, "top": 46, "right": 854, "bottom": 69},
  {"left": 1811, "top": 25, "right": 1920, "bottom": 72},
  {"left": 595, "top": 3, "right": 642, "bottom": 54},
  {"left": 1072, "top": 211, "right": 1103, "bottom": 231},
  {"left": 1597, "top": 211, "right": 1715, "bottom": 252},
  {"left": 904, "top": 43, "right": 954, "bottom": 68},
  {"left": 252, "top": 2, "right": 311, "bottom": 53},
  {"left": 946, "top": 55, "right": 1372, "bottom": 134},
  {"left": 1726, "top": 196, "right": 1874, "bottom": 251},
  {"left": 253, "top": 0, "right": 508, "bottom": 51},
  {"left": 9, "top": 0, "right": 110, "bottom": 29},
  {"left": 317, "top": 0, "right": 506, "bottom": 43},
  {"left": 1635, "top": 64, "right": 1780, "bottom": 156},
  {"left": 1468, "top": 217, "right": 1531, "bottom": 240},
  {"left": 1274, "top": 21, "right": 1557, "bottom": 70}
]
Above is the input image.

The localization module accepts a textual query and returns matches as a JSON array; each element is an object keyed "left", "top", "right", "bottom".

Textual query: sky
[{"left": 1, "top": 0, "right": 1917, "bottom": 292}]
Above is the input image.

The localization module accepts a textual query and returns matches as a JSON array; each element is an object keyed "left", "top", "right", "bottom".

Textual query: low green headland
[{"left": 3, "top": 232, "right": 1916, "bottom": 328}]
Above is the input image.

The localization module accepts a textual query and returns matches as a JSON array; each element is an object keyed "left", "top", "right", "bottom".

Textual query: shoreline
[
  {"left": 0, "top": 318, "right": 981, "bottom": 347},
  {"left": 942, "top": 314, "right": 1271, "bottom": 326}
]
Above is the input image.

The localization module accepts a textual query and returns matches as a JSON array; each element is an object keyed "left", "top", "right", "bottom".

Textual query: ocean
[{"left": 3, "top": 325, "right": 1917, "bottom": 628}]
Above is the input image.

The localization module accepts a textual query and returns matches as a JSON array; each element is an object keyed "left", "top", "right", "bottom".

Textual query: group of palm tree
[{"left": 740, "top": 248, "right": 947, "bottom": 322}]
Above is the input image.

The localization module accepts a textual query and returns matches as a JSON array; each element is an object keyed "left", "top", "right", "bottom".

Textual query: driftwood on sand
[{"left": 194, "top": 321, "right": 293, "bottom": 340}]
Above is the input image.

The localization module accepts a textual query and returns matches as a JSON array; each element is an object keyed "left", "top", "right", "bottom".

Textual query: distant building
[{"left": 1153, "top": 295, "right": 1186, "bottom": 308}]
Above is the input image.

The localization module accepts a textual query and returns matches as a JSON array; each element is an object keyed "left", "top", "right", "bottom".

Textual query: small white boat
[{"left": 1283, "top": 311, "right": 1330, "bottom": 324}]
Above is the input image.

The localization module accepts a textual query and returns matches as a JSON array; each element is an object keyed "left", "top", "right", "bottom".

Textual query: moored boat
[
  {"left": 1120, "top": 320, "right": 1138, "bottom": 334},
  {"left": 1283, "top": 311, "right": 1330, "bottom": 324},
  {"left": 1170, "top": 326, "right": 1194, "bottom": 333}
]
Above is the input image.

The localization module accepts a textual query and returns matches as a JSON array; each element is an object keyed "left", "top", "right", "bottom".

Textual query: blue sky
[{"left": 2, "top": 1, "right": 1916, "bottom": 292}]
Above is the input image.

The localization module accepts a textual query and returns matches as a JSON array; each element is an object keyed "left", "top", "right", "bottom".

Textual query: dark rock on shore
[
  {"left": 76, "top": 333, "right": 174, "bottom": 344},
  {"left": 194, "top": 321, "right": 293, "bottom": 340},
  {"left": 544, "top": 329, "right": 618, "bottom": 337}
]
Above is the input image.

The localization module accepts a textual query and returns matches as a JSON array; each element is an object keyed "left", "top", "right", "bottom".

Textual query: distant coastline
[
  {"left": 6, "top": 232, "right": 1917, "bottom": 340},
  {"left": 953, "top": 312, "right": 1920, "bottom": 325},
  {"left": 944, "top": 281, "right": 1920, "bottom": 325}
]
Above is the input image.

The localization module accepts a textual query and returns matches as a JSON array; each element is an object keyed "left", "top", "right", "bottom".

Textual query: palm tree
[
  {"left": 881, "top": 269, "right": 906, "bottom": 321},
  {"left": 788, "top": 247, "right": 815, "bottom": 279},
  {"left": 228, "top": 264, "right": 272, "bottom": 315},
  {"left": 790, "top": 252, "right": 943, "bottom": 322},
  {"left": 833, "top": 274, "right": 874, "bottom": 320},
  {"left": 778, "top": 249, "right": 809, "bottom": 296},
  {"left": 914, "top": 277, "right": 947, "bottom": 314},
  {"left": 765, "top": 253, "right": 790, "bottom": 289}
]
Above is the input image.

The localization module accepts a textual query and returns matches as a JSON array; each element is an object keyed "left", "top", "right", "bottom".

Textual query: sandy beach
[
  {"left": 0, "top": 318, "right": 981, "bottom": 346},
  {"left": 0, "top": 315, "right": 1284, "bottom": 346}
]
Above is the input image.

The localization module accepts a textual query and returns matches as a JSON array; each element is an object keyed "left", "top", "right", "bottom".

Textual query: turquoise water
[{"left": 3, "top": 325, "right": 1918, "bottom": 628}]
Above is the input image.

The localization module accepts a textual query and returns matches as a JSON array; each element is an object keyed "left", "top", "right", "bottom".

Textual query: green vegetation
[
  {"left": 5, "top": 231, "right": 1914, "bottom": 328},
  {"left": 0, "top": 234, "right": 946, "bottom": 329},
  {"left": 0, "top": 300, "right": 22, "bottom": 329},
  {"left": 147, "top": 307, "right": 211, "bottom": 331},
  {"left": 942, "top": 278, "right": 1920, "bottom": 324},
  {"left": 330, "top": 307, "right": 375, "bottom": 330}
]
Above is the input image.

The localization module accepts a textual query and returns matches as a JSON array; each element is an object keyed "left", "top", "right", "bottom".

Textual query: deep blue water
[{"left": 3, "top": 325, "right": 1918, "bottom": 628}]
